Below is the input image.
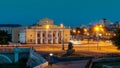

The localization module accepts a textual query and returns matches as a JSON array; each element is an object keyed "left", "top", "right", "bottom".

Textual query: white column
[
  {"left": 51, "top": 31, "right": 53, "bottom": 44},
  {"left": 40, "top": 31, "right": 43, "bottom": 44},
  {"left": 62, "top": 29, "right": 64, "bottom": 44},
  {"left": 61, "top": 30, "right": 63, "bottom": 43},
  {"left": 62, "top": 28, "right": 64, "bottom": 50},
  {"left": 56, "top": 30, "right": 58, "bottom": 44},
  {"left": 36, "top": 31, "right": 38, "bottom": 44},
  {"left": 46, "top": 30, "right": 48, "bottom": 44}
]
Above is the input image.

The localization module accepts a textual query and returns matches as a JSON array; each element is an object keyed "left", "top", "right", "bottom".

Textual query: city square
[{"left": 1, "top": 0, "right": 120, "bottom": 68}]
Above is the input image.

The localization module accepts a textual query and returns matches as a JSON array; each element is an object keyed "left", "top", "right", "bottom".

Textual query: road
[{"left": 0, "top": 41, "right": 119, "bottom": 53}]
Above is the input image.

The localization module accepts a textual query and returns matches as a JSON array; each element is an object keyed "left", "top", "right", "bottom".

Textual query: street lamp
[
  {"left": 60, "top": 24, "right": 64, "bottom": 50},
  {"left": 49, "top": 53, "right": 53, "bottom": 68},
  {"left": 49, "top": 53, "right": 53, "bottom": 56},
  {"left": 73, "top": 29, "right": 76, "bottom": 33},
  {"left": 94, "top": 24, "right": 105, "bottom": 50},
  {"left": 62, "top": 29, "right": 64, "bottom": 50},
  {"left": 87, "top": 33, "right": 90, "bottom": 51},
  {"left": 84, "top": 28, "right": 87, "bottom": 33},
  {"left": 94, "top": 26, "right": 100, "bottom": 50},
  {"left": 72, "top": 29, "right": 76, "bottom": 40},
  {"left": 78, "top": 30, "right": 80, "bottom": 33}
]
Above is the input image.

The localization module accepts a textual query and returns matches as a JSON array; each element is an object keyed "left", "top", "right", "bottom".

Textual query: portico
[
  {"left": 25, "top": 18, "right": 70, "bottom": 44},
  {"left": 35, "top": 29, "right": 62, "bottom": 44}
]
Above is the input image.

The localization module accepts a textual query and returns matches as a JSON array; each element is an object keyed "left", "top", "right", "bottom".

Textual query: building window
[
  {"left": 53, "top": 31, "right": 56, "bottom": 37},
  {"left": 43, "top": 33, "right": 45, "bottom": 37},
  {"left": 30, "top": 39, "right": 32, "bottom": 42},
  {"left": 37, "top": 39, "right": 40, "bottom": 44},
  {"left": 18, "top": 34, "right": 20, "bottom": 36},
  {"left": 37, "top": 33, "right": 40, "bottom": 37},
  {"left": 53, "top": 33, "right": 55, "bottom": 37}
]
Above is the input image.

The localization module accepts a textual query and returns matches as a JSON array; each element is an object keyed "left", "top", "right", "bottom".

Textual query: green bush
[{"left": 0, "top": 58, "right": 29, "bottom": 68}]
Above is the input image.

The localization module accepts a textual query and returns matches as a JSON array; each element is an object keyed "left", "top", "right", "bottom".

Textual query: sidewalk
[{"left": 47, "top": 60, "right": 89, "bottom": 68}]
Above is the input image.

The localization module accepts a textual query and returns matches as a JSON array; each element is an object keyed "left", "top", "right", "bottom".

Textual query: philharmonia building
[{"left": 20, "top": 18, "right": 70, "bottom": 44}]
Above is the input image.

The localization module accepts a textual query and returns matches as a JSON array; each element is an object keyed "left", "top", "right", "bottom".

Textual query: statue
[
  {"left": 68, "top": 42, "right": 73, "bottom": 50},
  {"left": 66, "top": 42, "right": 75, "bottom": 55}
]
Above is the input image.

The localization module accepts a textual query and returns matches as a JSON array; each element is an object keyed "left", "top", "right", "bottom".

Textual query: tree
[
  {"left": 111, "top": 28, "right": 120, "bottom": 49},
  {"left": 0, "top": 30, "right": 10, "bottom": 44}
]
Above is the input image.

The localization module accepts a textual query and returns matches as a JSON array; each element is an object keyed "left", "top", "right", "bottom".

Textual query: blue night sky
[{"left": 0, "top": 0, "right": 120, "bottom": 26}]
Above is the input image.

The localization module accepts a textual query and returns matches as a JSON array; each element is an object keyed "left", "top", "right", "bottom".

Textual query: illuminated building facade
[{"left": 25, "top": 18, "right": 70, "bottom": 44}]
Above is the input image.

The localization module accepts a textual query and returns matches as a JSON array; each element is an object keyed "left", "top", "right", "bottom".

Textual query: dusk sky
[{"left": 0, "top": 0, "right": 120, "bottom": 26}]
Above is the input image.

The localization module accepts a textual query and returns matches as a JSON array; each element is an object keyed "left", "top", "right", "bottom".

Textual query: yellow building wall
[
  {"left": 26, "top": 29, "right": 36, "bottom": 44},
  {"left": 64, "top": 29, "right": 70, "bottom": 43}
]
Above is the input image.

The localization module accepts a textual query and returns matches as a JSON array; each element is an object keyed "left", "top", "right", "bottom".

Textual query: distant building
[
  {"left": 99, "top": 19, "right": 120, "bottom": 31},
  {"left": 0, "top": 24, "right": 21, "bottom": 42},
  {"left": 0, "top": 24, "right": 21, "bottom": 34},
  {"left": 113, "top": 22, "right": 120, "bottom": 29},
  {"left": 19, "top": 27, "right": 27, "bottom": 43},
  {"left": 99, "top": 18, "right": 111, "bottom": 27},
  {"left": 21, "top": 18, "right": 70, "bottom": 44},
  {"left": 12, "top": 26, "right": 27, "bottom": 43}
]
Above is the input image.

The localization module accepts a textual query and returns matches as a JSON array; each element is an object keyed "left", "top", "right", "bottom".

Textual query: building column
[
  {"left": 40, "top": 31, "right": 43, "bottom": 44},
  {"left": 62, "top": 29, "right": 64, "bottom": 44},
  {"left": 51, "top": 31, "right": 53, "bottom": 44},
  {"left": 56, "top": 30, "right": 58, "bottom": 44},
  {"left": 36, "top": 31, "right": 38, "bottom": 44},
  {"left": 46, "top": 30, "right": 48, "bottom": 44}
]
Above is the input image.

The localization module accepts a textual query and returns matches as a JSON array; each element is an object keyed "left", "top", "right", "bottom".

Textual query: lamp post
[
  {"left": 96, "top": 33, "right": 99, "bottom": 50},
  {"left": 62, "top": 27, "right": 64, "bottom": 50},
  {"left": 94, "top": 26, "right": 100, "bottom": 50},
  {"left": 49, "top": 53, "right": 53, "bottom": 68},
  {"left": 72, "top": 29, "right": 76, "bottom": 40},
  {"left": 60, "top": 24, "right": 64, "bottom": 50},
  {"left": 94, "top": 24, "right": 104, "bottom": 50},
  {"left": 87, "top": 33, "right": 90, "bottom": 51}
]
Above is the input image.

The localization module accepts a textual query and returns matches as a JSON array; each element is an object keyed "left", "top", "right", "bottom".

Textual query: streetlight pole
[
  {"left": 87, "top": 33, "right": 90, "bottom": 51},
  {"left": 94, "top": 25, "right": 99, "bottom": 50},
  {"left": 62, "top": 28, "right": 64, "bottom": 50},
  {"left": 94, "top": 24, "right": 104, "bottom": 50},
  {"left": 49, "top": 53, "right": 53, "bottom": 68},
  {"left": 96, "top": 33, "right": 99, "bottom": 50}
]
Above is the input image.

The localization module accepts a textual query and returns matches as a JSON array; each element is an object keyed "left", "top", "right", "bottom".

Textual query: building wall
[
  {"left": 26, "top": 29, "right": 36, "bottom": 44},
  {"left": 19, "top": 33, "right": 26, "bottom": 43},
  {"left": 25, "top": 18, "right": 71, "bottom": 44},
  {"left": 25, "top": 28, "right": 70, "bottom": 44},
  {"left": 64, "top": 29, "right": 70, "bottom": 43},
  {"left": 12, "top": 27, "right": 20, "bottom": 43}
]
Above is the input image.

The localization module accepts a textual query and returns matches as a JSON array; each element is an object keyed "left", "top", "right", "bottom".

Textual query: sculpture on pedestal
[{"left": 66, "top": 42, "right": 75, "bottom": 55}]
